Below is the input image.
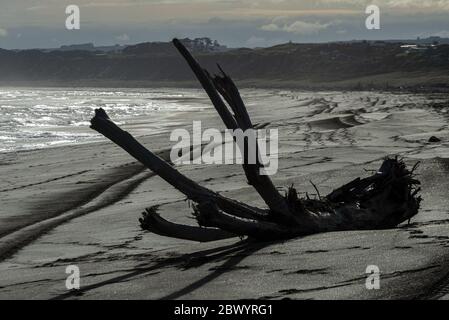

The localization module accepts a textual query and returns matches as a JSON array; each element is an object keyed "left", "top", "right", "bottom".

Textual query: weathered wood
[
  {"left": 193, "top": 202, "right": 299, "bottom": 240},
  {"left": 139, "top": 207, "right": 236, "bottom": 242},
  {"left": 90, "top": 108, "right": 267, "bottom": 222},
  {"left": 173, "top": 39, "right": 295, "bottom": 224},
  {"left": 91, "top": 108, "right": 212, "bottom": 203},
  {"left": 90, "top": 39, "right": 421, "bottom": 242},
  {"left": 172, "top": 39, "right": 237, "bottom": 130}
]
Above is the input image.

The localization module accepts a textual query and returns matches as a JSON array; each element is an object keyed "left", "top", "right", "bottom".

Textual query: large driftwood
[
  {"left": 172, "top": 39, "right": 295, "bottom": 225},
  {"left": 139, "top": 207, "right": 236, "bottom": 242},
  {"left": 90, "top": 39, "right": 421, "bottom": 242}
]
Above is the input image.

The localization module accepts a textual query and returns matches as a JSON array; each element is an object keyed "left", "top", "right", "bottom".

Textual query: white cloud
[
  {"left": 0, "top": 28, "right": 7, "bottom": 37},
  {"left": 261, "top": 23, "right": 281, "bottom": 31},
  {"left": 261, "top": 20, "right": 330, "bottom": 35},
  {"left": 116, "top": 33, "right": 130, "bottom": 41},
  {"left": 285, "top": 20, "right": 330, "bottom": 34}
]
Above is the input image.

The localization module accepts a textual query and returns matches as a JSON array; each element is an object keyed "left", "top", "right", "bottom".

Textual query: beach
[{"left": 1, "top": 88, "right": 449, "bottom": 299}]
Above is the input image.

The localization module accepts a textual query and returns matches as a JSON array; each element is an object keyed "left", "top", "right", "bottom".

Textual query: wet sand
[{"left": 1, "top": 89, "right": 449, "bottom": 299}]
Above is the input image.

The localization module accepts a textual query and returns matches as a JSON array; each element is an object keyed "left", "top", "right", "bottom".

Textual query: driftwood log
[{"left": 90, "top": 39, "right": 421, "bottom": 242}]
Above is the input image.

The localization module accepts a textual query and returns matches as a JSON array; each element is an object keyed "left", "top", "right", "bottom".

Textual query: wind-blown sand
[{"left": 0, "top": 89, "right": 449, "bottom": 299}]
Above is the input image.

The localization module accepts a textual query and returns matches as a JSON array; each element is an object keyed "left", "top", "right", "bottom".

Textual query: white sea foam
[{"left": 0, "top": 87, "right": 208, "bottom": 153}]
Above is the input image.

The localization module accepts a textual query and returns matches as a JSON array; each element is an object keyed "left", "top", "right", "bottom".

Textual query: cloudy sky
[{"left": 0, "top": 0, "right": 449, "bottom": 49}]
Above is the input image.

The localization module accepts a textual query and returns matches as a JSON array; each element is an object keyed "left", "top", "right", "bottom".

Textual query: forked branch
[{"left": 90, "top": 39, "right": 422, "bottom": 242}]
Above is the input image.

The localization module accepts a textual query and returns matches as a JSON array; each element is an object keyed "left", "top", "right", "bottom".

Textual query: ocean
[{"left": 0, "top": 87, "right": 209, "bottom": 153}]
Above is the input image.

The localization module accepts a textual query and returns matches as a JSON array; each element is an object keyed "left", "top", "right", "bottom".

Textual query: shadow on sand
[{"left": 51, "top": 239, "right": 273, "bottom": 300}]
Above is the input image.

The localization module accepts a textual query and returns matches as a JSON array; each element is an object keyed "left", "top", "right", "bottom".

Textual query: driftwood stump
[{"left": 90, "top": 39, "right": 421, "bottom": 242}]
